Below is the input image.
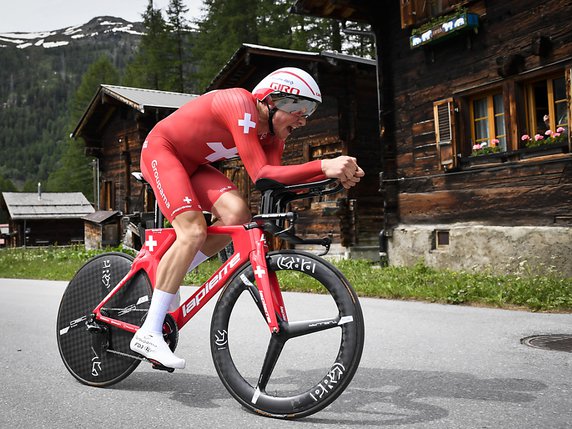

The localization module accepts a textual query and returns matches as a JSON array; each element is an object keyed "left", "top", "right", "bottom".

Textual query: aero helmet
[{"left": 252, "top": 67, "right": 322, "bottom": 118}]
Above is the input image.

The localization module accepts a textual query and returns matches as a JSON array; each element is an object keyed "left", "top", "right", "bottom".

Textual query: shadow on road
[{"left": 112, "top": 366, "right": 546, "bottom": 426}]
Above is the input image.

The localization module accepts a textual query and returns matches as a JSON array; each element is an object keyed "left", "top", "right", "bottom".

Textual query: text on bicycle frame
[{"left": 182, "top": 252, "right": 241, "bottom": 317}]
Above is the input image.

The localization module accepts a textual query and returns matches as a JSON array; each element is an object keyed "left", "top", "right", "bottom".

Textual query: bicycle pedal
[{"left": 150, "top": 360, "right": 175, "bottom": 373}]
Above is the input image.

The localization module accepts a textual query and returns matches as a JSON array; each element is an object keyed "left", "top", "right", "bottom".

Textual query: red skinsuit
[{"left": 141, "top": 88, "right": 326, "bottom": 221}]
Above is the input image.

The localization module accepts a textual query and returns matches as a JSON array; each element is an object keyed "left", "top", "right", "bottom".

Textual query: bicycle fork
[{"left": 248, "top": 230, "right": 286, "bottom": 334}]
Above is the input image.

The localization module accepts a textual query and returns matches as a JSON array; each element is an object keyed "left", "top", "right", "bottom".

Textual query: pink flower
[
  {"left": 491, "top": 139, "right": 499, "bottom": 146},
  {"left": 534, "top": 134, "right": 544, "bottom": 141},
  {"left": 521, "top": 134, "right": 530, "bottom": 141},
  {"left": 545, "top": 129, "right": 553, "bottom": 136},
  {"left": 557, "top": 127, "right": 565, "bottom": 133},
  {"left": 553, "top": 133, "right": 560, "bottom": 137},
  {"left": 473, "top": 144, "right": 481, "bottom": 150}
]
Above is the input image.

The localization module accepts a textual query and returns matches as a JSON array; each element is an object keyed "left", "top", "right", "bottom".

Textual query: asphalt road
[{"left": 1, "top": 278, "right": 571, "bottom": 428}]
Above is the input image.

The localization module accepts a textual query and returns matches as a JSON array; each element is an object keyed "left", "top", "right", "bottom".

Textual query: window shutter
[
  {"left": 567, "top": 67, "right": 572, "bottom": 152},
  {"left": 433, "top": 98, "right": 457, "bottom": 170}
]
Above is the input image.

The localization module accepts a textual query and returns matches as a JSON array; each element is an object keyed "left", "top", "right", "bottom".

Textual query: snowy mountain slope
[{"left": 0, "top": 16, "right": 144, "bottom": 49}]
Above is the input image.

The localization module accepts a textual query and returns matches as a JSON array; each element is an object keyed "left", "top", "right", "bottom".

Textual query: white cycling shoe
[{"left": 130, "top": 330, "right": 186, "bottom": 369}]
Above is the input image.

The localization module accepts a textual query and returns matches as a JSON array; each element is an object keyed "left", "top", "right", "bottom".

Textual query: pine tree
[
  {"left": 70, "top": 55, "right": 120, "bottom": 126},
  {"left": 47, "top": 55, "right": 120, "bottom": 201},
  {"left": 46, "top": 138, "right": 93, "bottom": 199},
  {"left": 0, "top": 173, "right": 16, "bottom": 193},
  {"left": 166, "top": 0, "right": 190, "bottom": 92},
  {"left": 192, "top": 0, "right": 259, "bottom": 90},
  {"left": 0, "top": 173, "right": 16, "bottom": 222},
  {"left": 124, "top": 1, "right": 169, "bottom": 90},
  {"left": 189, "top": 0, "right": 373, "bottom": 89}
]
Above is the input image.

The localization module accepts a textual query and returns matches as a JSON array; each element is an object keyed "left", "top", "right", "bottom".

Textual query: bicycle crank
[{"left": 105, "top": 349, "right": 175, "bottom": 373}]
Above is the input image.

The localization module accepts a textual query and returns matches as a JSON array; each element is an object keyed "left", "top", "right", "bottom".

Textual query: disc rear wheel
[{"left": 56, "top": 252, "right": 152, "bottom": 387}]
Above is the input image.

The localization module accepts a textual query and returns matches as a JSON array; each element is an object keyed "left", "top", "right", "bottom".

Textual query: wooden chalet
[
  {"left": 1, "top": 191, "right": 94, "bottom": 246},
  {"left": 206, "top": 43, "right": 382, "bottom": 257},
  {"left": 292, "top": 0, "right": 572, "bottom": 275},
  {"left": 71, "top": 84, "right": 198, "bottom": 217}
]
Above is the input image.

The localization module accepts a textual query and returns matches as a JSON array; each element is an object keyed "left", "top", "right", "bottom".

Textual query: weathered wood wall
[
  {"left": 379, "top": 0, "right": 572, "bottom": 227},
  {"left": 9, "top": 219, "right": 84, "bottom": 246},
  {"left": 96, "top": 110, "right": 160, "bottom": 215}
]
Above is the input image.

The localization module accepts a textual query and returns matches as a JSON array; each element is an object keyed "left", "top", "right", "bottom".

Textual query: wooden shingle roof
[
  {"left": 71, "top": 84, "right": 198, "bottom": 139},
  {"left": 2, "top": 192, "right": 95, "bottom": 220},
  {"left": 207, "top": 43, "right": 375, "bottom": 91}
]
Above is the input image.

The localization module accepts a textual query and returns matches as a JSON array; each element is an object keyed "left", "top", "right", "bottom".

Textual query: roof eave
[{"left": 70, "top": 84, "right": 145, "bottom": 140}]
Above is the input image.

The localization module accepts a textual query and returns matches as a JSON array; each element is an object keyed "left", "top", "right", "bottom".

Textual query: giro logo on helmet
[{"left": 269, "top": 83, "right": 302, "bottom": 95}]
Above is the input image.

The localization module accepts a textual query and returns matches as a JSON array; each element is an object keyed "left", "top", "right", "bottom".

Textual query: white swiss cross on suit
[
  {"left": 238, "top": 112, "right": 256, "bottom": 134},
  {"left": 205, "top": 142, "right": 238, "bottom": 162}
]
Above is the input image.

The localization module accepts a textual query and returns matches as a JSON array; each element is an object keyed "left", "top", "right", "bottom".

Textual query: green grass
[{"left": 1, "top": 246, "right": 571, "bottom": 312}]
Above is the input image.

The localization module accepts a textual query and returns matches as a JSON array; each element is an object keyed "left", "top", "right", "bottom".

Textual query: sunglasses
[{"left": 270, "top": 94, "right": 319, "bottom": 118}]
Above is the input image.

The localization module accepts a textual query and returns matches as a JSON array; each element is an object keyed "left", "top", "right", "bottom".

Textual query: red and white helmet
[{"left": 252, "top": 67, "right": 322, "bottom": 118}]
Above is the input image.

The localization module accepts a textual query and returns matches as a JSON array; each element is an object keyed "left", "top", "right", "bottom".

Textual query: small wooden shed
[
  {"left": 83, "top": 210, "right": 122, "bottom": 249},
  {"left": 1, "top": 192, "right": 94, "bottom": 246}
]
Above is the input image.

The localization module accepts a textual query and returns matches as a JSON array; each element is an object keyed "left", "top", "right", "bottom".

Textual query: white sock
[
  {"left": 141, "top": 289, "right": 176, "bottom": 334},
  {"left": 187, "top": 250, "right": 209, "bottom": 273}
]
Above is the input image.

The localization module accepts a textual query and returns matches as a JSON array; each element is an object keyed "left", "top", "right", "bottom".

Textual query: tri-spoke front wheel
[{"left": 210, "top": 250, "right": 364, "bottom": 419}]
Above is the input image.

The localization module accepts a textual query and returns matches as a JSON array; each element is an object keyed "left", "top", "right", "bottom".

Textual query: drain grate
[{"left": 521, "top": 334, "right": 572, "bottom": 353}]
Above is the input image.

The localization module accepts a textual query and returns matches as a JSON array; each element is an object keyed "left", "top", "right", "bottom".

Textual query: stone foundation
[{"left": 387, "top": 223, "right": 572, "bottom": 277}]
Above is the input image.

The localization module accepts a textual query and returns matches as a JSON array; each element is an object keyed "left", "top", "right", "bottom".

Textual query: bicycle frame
[{"left": 93, "top": 223, "right": 285, "bottom": 335}]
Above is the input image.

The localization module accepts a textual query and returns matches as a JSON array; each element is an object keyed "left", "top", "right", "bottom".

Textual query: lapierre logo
[
  {"left": 182, "top": 253, "right": 241, "bottom": 317},
  {"left": 151, "top": 159, "right": 170, "bottom": 209}
]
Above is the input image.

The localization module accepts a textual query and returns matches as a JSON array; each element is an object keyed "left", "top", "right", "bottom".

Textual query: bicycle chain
[
  {"left": 106, "top": 348, "right": 145, "bottom": 361},
  {"left": 106, "top": 348, "right": 175, "bottom": 372}
]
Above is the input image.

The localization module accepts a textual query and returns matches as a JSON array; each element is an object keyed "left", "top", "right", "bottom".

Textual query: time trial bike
[{"left": 56, "top": 177, "right": 365, "bottom": 419}]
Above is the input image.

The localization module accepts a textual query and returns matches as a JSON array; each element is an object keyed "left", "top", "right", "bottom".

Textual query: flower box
[
  {"left": 410, "top": 12, "right": 479, "bottom": 49},
  {"left": 461, "top": 151, "right": 507, "bottom": 167},
  {"left": 519, "top": 142, "right": 569, "bottom": 159}
]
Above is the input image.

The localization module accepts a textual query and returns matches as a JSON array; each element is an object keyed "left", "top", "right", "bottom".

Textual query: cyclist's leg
[
  {"left": 190, "top": 164, "right": 251, "bottom": 257},
  {"left": 130, "top": 210, "right": 206, "bottom": 368},
  {"left": 134, "top": 138, "right": 207, "bottom": 368}
]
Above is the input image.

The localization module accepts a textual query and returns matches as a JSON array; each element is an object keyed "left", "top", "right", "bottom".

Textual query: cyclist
[{"left": 131, "top": 67, "right": 365, "bottom": 369}]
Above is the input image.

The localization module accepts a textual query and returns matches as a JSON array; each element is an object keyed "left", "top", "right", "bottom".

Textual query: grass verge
[{"left": 1, "top": 246, "right": 571, "bottom": 312}]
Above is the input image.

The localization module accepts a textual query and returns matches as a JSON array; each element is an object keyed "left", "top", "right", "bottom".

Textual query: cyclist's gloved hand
[{"left": 321, "top": 156, "right": 364, "bottom": 189}]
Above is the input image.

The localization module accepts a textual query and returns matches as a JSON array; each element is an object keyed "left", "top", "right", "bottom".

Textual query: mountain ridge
[
  {"left": 0, "top": 16, "right": 144, "bottom": 189},
  {"left": 0, "top": 16, "right": 144, "bottom": 50}
]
